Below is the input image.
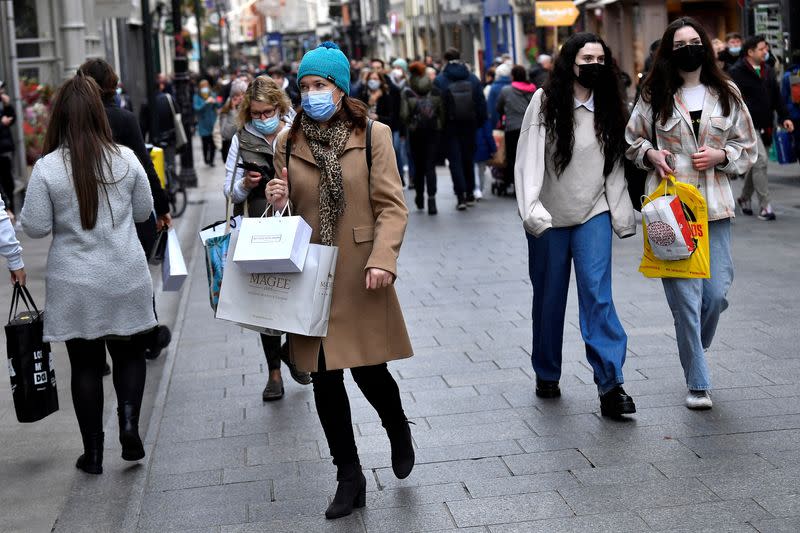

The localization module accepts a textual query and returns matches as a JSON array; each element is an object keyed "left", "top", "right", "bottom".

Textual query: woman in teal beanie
[{"left": 266, "top": 42, "right": 415, "bottom": 520}]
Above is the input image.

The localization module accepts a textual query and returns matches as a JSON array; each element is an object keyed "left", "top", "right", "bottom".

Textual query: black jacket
[
  {"left": 105, "top": 102, "right": 170, "bottom": 216},
  {"left": 728, "top": 59, "right": 789, "bottom": 132},
  {"left": 139, "top": 92, "right": 176, "bottom": 143},
  {"left": 0, "top": 97, "right": 15, "bottom": 154},
  {"left": 358, "top": 86, "right": 395, "bottom": 130},
  {"left": 434, "top": 61, "right": 489, "bottom": 130}
]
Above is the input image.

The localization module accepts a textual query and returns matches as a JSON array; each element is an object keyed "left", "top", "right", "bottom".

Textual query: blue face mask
[
  {"left": 252, "top": 116, "right": 280, "bottom": 135},
  {"left": 728, "top": 46, "right": 741, "bottom": 56},
  {"left": 764, "top": 52, "right": 770, "bottom": 62},
  {"left": 301, "top": 90, "right": 340, "bottom": 122}
]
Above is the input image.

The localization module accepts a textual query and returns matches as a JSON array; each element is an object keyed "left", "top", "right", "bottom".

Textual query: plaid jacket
[{"left": 625, "top": 84, "right": 758, "bottom": 221}]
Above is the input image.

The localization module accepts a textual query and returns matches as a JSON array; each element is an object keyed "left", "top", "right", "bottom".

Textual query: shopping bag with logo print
[
  {"left": 216, "top": 230, "right": 338, "bottom": 337},
  {"left": 5, "top": 283, "right": 58, "bottom": 423},
  {"left": 639, "top": 175, "right": 710, "bottom": 279}
]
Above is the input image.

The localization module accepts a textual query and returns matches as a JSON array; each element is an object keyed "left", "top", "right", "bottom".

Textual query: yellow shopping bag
[{"left": 639, "top": 175, "right": 710, "bottom": 279}]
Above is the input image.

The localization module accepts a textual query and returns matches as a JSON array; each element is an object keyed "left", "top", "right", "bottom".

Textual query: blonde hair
[{"left": 237, "top": 75, "right": 291, "bottom": 129}]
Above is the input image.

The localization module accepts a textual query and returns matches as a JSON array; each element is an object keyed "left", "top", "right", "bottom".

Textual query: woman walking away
[
  {"left": 223, "top": 75, "right": 311, "bottom": 400},
  {"left": 268, "top": 42, "right": 414, "bottom": 519},
  {"left": 194, "top": 79, "right": 220, "bottom": 166},
  {"left": 400, "top": 61, "right": 445, "bottom": 215},
  {"left": 497, "top": 65, "right": 537, "bottom": 191},
  {"left": 625, "top": 17, "right": 757, "bottom": 410},
  {"left": 21, "top": 74, "right": 157, "bottom": 474},
  {"left": 515, "top": 33, "right": 637, "bottom": 418},
  {"left": 218, "top": 77, "right": 248, "bottom": 162}
]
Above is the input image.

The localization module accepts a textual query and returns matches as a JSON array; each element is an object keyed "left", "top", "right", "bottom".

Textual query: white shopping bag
[
  {"left": 642, "top": 195, "right": 696, "bottom": 261},
  {"left": 199, "top": 215, "right": 242, "bottom": 245},
  {"left": 217, "top": 231, "right": 338, "bottom": 337},
  {"left": 232, "top": 205, "right": 312, "bottom": 274},
  {"left": 162, "top": 228, "right": 188, "bottom": 291}
]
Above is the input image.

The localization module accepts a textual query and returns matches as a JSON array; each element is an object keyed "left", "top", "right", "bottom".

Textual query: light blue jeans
[{"left": 661, "top": 219, "right": 733, "bottom": 391}]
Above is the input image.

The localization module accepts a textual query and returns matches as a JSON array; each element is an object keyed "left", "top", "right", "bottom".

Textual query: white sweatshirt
[{"left": 0, "top": 197, "right": 23, "bottom": 271}]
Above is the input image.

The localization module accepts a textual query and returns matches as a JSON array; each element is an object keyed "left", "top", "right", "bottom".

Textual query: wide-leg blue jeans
[{"left": 526, "top": 212, "right": 628, "bottom": 394}]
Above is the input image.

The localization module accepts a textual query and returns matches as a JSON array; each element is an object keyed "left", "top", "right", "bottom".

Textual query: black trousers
[
  {"left": 0, "top": 155, "right": 14, "bottom": 212},
  {"left": 312, "top": 350, "right": 406, "bottom": 466},
  {"left": 410, "top": 129, "right": 438, "bottom": 198},
  {"left": 504, "top": 129, "right": 521, "bottom": 186},
  {"left": 445, "top": 127, "right": 477, "bottom": 199},
  {"left": 65, "top": 333, "right": 148, "bottom": 438},
  {"left": 221, "top": 139, "right": 232, "bottom": 165},
  {"left": 201, "top": 135, "right": 215, "bottom": 165},
  {"left": 261, "top": 334, "right": 282, "bottom": 372}
]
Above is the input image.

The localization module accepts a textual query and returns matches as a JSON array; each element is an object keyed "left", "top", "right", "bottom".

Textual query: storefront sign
[{"left": 535, "top": 1, "right": 580, "bottom": 26}]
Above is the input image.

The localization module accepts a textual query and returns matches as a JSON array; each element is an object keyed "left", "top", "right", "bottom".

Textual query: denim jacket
[{"left": 625, "top": 83, "right": 758, "bottom": 221}]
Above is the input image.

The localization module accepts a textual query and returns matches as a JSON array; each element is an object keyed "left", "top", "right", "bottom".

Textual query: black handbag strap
[{"left": 8, "top": 283, "right": 39, "bottom": 324}]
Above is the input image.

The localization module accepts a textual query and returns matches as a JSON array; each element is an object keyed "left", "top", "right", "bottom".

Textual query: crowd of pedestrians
[{"left": 2, "top": 14, "right": 798, "bottom": 524}]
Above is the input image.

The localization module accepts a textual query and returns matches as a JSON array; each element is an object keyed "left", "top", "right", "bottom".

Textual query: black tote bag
[{"left": 5, "top": 283, "right": 58, "bottom": 423}]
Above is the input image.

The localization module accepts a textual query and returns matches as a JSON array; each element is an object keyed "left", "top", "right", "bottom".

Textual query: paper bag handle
[{"left": 261, "top": 202, "right": 292, "bottom": 218}]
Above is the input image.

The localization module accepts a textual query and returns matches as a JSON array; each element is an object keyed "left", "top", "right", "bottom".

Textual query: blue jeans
[
  {"left": 393, "top": 130, "right": 407, "bottom": 179},
  {"left": 661, "top": 219, "right": 733, "bottom": 391},
  {"left": 526, "top": 212, "right": 628, "bottom": 394}
]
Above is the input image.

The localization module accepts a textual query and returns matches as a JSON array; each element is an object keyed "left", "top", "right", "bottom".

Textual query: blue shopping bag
[
  {"left": 205, "top": 232, "right": 231, "bottom": 312},
  {"left": 774, "top": 129, "right": 797, "bottom": 165}
]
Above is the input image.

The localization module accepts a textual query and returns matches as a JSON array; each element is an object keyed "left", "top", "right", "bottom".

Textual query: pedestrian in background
[
  {"left": 0, "top": 80, "right": 17, "bottom": 216},
  {"left": 223, "top": 75, "right": 310, "bottom": 401},
  {"left": 487, "top": 63, "right": 512, "bottom": 129},
  {"left": 528, "top": 54, "right": 553, "bottom": 90},
  {"left": 79, "top": 58, "right": 173, "bottom": 361},
  {"left": 729, "top": 34, "right": 794, "bottom": 221},
  {"left": 389, "top": 58, "right": 412, "bottom": 186},
  {"left": 0, "top": 193, "right": 24, "bottom": 285},
  {"left": 218, "top": 77, "right": 248, "bottom": 162},
  {"left": 358, "top": 69, "right": 393, "bottom": 126},
  {"left": 268, "top": 65, "right": 301, "bottom": 108},
  {"left": 401, "top": 61, "right": 445, "bottom": 215},
  {"left": 140, "top": 73, "right": 179, "bottom": 173},
  {"left": 267, "top": 42, "right": 414, "bottom": 520},
  {"left": 626, "top": 17, "right": 757, "bottom": 409},
  {"left": 717, "top": 32, "right": 742, "bottom": 71},
  {"left": 435, "top": 47, "right": 489, "bottom": 210},
  {"left": 497, "top": 65, "right": 536, "bottom": 190},
  {"left": 21, "top": 74, "right": 157, "bottom": 474},
  {"left": 780, "top": 51, "right": 800, "bottom": 163},
  {"left": 194, "top": 79, "right": 220, "bottom": 167},
  {"left": 516, "top": 32, "right": 637, "bottom": 418}
]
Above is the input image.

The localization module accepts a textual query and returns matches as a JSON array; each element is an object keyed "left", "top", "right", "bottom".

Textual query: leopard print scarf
[{"left": 301, "top": 114, "right": 352, "bottom": 246}]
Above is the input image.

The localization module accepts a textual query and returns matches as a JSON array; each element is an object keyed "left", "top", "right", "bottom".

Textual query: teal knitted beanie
[{"left": 298, "top": 42, "right": 351, "bottom": 94}]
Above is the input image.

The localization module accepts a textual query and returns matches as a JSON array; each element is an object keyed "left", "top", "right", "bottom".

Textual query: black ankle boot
[
  {"left": 428, "top": 197, "right": 437, "bottom": 215},
  {"left": 325, "top": 463, "right": 366, "bottom": 519},
  {"left": 386, "top": 420, "right": 415, "bottom": 479},
  {"left": 76, "top": 431, "right": 104, "bottom": 474},
  {"left": 118, "top": 401, "right": 145, "bottom": 461}
]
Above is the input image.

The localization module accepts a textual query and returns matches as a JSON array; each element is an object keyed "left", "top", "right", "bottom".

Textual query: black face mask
[
  {"left": 575, "top": 63, "right": 604, "bottom": 89},
  {"left": 673, "top": 45, "right": 706, "bottom": 72}
]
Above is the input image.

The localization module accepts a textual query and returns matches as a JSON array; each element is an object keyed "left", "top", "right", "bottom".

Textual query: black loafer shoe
[
  {"left": 535, "top": 377, "right": 561, "bottom": 398},
  {"left": 280, "top": 343, "right": 312, "bottom": 386},
  {"left": 599, "top": 385, "right": 636, "bottom": 418},
  {"left": 262, "top": 375, "right": 284, "bottom": 402}
]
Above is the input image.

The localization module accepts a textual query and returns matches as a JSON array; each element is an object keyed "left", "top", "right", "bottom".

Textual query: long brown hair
[
  {"left": 641, "top": 17, "right": 741, "bottom": 125},
  {"left": 77, "top": 58, "right": 119, "bottom": 103},
  {"left": 288, "top": 95, "right": 368, "bottom": 142},
  {"left": 43, "top": 74, "right": 119, "bottom": 230}
]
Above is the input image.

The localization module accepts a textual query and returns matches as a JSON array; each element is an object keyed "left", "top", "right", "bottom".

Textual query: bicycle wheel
[{"left": 169, "top": 182, "right": 188, "bottom": 218}]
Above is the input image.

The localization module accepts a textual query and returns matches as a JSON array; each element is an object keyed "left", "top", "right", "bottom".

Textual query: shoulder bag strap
[
  {"left": 165, "top": 93, "right": 176, "bottom": 116},
  {"left": 224, "top": 134, "right": 244, "bottom": 233}
]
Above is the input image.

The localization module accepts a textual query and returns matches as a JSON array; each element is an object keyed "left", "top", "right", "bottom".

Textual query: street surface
[{"left": 2, "top": 152, "right": 800, "bottom": 532}]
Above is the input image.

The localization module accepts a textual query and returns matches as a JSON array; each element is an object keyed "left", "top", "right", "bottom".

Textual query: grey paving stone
[
  {"left": 412, "top": 419, "right": 534, "bottom": 448},
  {"left": 502, "top": 449, "right": 592, "bottom": 475},
  {"left": 570, "top": 462, "right": 666, "bottom": 485},
  {"left": 441, "top": 368, "right": 530, "bottom": 388},
  {"left": 221, "top": 463, "right": 298, "bottom": 485},
  {"left": 245, "top": 441, "right": 320, "bottom": 465},
  {"left": 446, "top": 491, "right": 573, "bottom": 527},
  {"left": 749, "top": 517, "right": 800, "bottom": 533},
  {"left": 578, "top": 438, "right": 698, "bottom": 467},
  {"left": 754, "top": 493, "right": 800, "bottom": 518},
  {"left": 146, "top": 469, "right": 223, "bottom": 493},
  {"left": 366, "top": 483, "right": 470, "bottom": 509},
  {"left": 487, "top": 512, "right": 648, "bottom": 533},
  {"left": 414, "top": 440, "right": 524, "bottom": 464},
  {"left": 465, "top": 471, "right": 579, "bottom": 498},
  {"left": 220, "top": 514, "right": 365, "bottom": 533},
  {"left": 247, "top": 496, "right": 329, "bottom": 522},
  {"left": 404, "top": 394, "right": 512, "bottom": 418},
  {"left": 637, "top": 499, "right": 771, "bottom": 531},
  {"left": 515, "top": 432, "right": 599, "bottom": 453},
  {"left": 375, "top": 457, "right": 511, "bottom": 489},
  {"left": 652, "top": 453, "right": 776, "bottom": 479},
  {"left": 361, "top": 503, "right": 455, "bottom": 532}
]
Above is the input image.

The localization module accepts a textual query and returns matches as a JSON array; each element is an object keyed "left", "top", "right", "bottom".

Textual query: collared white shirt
[{"left": 574, "top": 93, "right": 595, "bottom": 112}]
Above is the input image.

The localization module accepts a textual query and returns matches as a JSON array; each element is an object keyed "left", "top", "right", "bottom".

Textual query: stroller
[{"left": 488, "top": 129, "right": 514, "bottom": 196}]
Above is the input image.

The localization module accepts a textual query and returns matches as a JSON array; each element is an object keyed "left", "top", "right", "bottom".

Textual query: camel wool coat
[{"left": 273, "top": 120, "right": 414, "bottom": 372}]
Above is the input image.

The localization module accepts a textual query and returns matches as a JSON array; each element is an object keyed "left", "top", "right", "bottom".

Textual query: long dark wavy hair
[
  {"left": 541, "top": 33, "right": 627, "bottom": 177},
  {"left": 43, "top": 74, "right": 119, "bottom": 230},
  {"left": 640, "top": 17, "right": 741, "bottom": 125}
]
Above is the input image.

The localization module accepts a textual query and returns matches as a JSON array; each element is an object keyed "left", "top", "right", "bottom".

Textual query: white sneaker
[
  {"left": 473, "top": 189, "right": 483, "bottom": 201},
  {"left": 686, "top": 390, "right": 712, "bottom": 410}
]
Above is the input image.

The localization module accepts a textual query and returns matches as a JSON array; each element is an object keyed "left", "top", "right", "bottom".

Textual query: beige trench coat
[{"left": 273, "top": 121, "right": 414, "bottom": 372}]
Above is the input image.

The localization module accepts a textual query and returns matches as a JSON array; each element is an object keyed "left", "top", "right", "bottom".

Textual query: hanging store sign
[{"left": 535, "top": 1, "right": 580, "bottom": 26}]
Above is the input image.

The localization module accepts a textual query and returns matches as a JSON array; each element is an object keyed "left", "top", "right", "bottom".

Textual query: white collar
[{"left": 574, "top": 92, "right": 595, "bottom": 112}]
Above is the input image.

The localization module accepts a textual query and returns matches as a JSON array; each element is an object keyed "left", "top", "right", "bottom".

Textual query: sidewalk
[{"left": 3, "top": 160, "right": 800, "bottom": 532}]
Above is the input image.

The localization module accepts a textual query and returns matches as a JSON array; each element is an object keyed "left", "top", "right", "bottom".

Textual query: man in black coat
[
  {"left": 0, "top": 81, "right": 17, "bottom": 214},
  {"left": 728, "top": 35, "right": 794, "bottom": 221},
  {"left": 80, "top": 59, "right": 173, "bottom": 359}
]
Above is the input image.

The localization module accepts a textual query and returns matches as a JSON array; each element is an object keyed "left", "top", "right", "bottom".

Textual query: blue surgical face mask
[
  {"left": 367, "top": 79, "right": 381, "bottom": 91},
  {"left": 764, "top": 52, "right": 770, "bottom": 62},
  {"left": 728, "top": 46, "right": 741, "bottom": 56},
  {"left": 252, "top": 115, "right": 280, "bottom": 135},
  {"left": 301, "top": 90, "right": 340, "bottom": 122}
]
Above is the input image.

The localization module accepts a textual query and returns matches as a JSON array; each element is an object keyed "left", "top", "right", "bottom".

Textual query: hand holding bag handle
[{"left": 8, "top": 282, "right": 41, "bottom": 324}]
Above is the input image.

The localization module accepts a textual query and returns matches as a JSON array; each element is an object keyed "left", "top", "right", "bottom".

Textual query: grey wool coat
[{"left": 21, "top": 146, "right": 157, "bottom": 342}]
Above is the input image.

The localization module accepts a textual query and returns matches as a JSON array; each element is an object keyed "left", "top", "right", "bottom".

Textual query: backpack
[
  {"left": 406, "top": 89, "right": 438, "bottom": 131},
  {"left": 446, "top": 79, "right": 477, "bottom": 122}
]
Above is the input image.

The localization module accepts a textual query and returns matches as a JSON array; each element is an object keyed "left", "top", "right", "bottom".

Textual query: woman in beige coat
[{"left": 267, "top": 42, "right": 414, "bottom": 520}]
